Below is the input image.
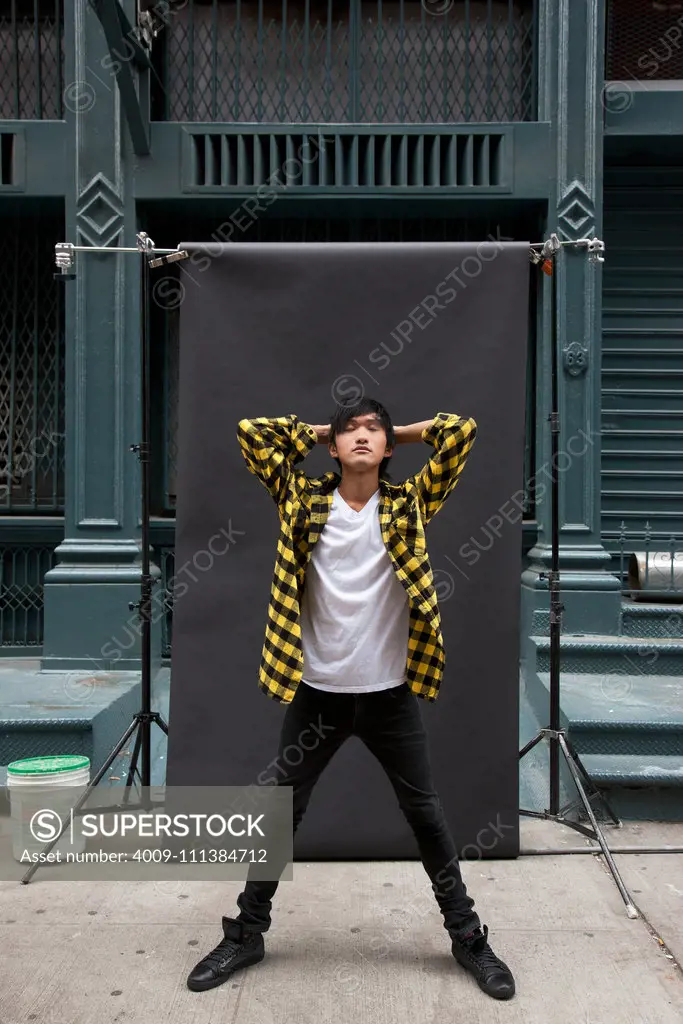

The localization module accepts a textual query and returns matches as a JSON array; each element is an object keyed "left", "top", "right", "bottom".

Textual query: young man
[{"left": 187, "top": 398, "right": 515, "bottom": 1000}]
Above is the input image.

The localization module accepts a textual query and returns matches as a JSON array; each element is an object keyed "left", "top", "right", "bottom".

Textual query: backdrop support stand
[
  {"left": 21, "top": 234, "right": 187, "bottom": 884},
  {"left": 23, "top": 233, "right": 641, "bottom": 911},
  {"left": 520, "top": 234, "right": 638, "bottom": 920}
]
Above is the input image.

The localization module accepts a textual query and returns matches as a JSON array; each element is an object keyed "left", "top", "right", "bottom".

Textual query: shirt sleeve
[
  {"left": 406, "top": 412, "right": 477, "bottom": 525},
  {"left": 236, "top": 414, "right": 318, "bottom": 508}
]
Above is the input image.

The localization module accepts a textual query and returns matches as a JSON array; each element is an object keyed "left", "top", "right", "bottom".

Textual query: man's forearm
[
  {"left": 237, "top": 415, "right": 319, "bottom": 474},
  {"left": 303, "top": 422, "right": 331, "bottom": 443},
  {"left": 394, "top": 420, "right": 434, "bottom": 445}
]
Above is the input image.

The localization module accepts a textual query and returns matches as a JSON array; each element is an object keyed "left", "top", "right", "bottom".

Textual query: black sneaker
[
  {"left": 451, "top": 924, "right": 515, "bottom": 1000},
  {"left": 187, "top": 916, "right": 265, "bottom": 992}
]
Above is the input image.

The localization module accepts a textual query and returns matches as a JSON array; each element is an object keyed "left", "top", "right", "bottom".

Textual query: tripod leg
[
  {"left": 122, "top": 712, "right": 170, "bottom": 801},
  {"left": 562, "top": 733, "right": 621, "bottom": 827},
  {"left": 558, "top": 734, "right": 638, "bottom": 919},
  {"left": 20, "top": 716, "right": 141, "bottom": 884},
  {"left": 123, "top": 726, "right": 144, "bottom": 799},
  {"left": 151, "top": 712, "right": 169, "bottom": 736},
  {"left": 519, "top": 729, "right": 545, "bottom": 759}
]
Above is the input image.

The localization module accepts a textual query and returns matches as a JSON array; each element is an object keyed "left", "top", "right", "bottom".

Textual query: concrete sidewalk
[{"left": 1, "top": 819, "right": 681, "bottom": 1024}]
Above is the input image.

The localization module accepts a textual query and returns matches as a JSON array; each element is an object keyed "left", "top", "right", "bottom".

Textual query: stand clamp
[
  {"left": 129, "top": 441, "right": 149, "bottom": 462},
  {"left": 583, "top": 237, "right": 605, "bottom": 264},
  {"left": 54, "top": 243, "right": 76, "bottom": 280},
  {"left": 536, "top": 728, "right": 568, "bottom": 741}
]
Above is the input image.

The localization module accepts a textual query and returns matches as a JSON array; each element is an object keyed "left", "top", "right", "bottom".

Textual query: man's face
[{"left": 329, "top": 412, "right": 392, "bottom": 472}]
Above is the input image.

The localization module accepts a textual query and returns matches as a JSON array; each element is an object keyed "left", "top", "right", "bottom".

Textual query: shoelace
[
  {"left": 468, "top": 939, "right": 505, "bottom": 974},
  {"left": 203, "top": 937, "right": 242, "bottom": 972}
]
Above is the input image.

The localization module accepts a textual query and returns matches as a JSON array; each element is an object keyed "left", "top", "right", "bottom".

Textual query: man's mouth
[{"left": 354, "top": 446, "right": 370, "bottom": 453}]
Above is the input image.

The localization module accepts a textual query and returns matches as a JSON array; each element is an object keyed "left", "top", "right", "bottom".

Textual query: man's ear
[{"left": 328, "top": 441, "right": 337, "bottom": 457}]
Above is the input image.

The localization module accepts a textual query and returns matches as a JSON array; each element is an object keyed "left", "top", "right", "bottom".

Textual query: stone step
[
  {"left": 530, "top": 672, "right": 683, "bottom": 820},
  {"left": 620, "top": 601, "right": 683, "bottom": 639},
  {"left": 532, "top": 635, "right": 683, "bottom": 676},
  {"left": 535, "top": 671, "right": 683, "bottom": 756},
  {"left": 0, "top": 662, "right": 141, "bottom": 779},
  {"left": 530, "top": 604, "right": 683, "bottom": 640},
  {"left": 581, "top": 753, "right": 683, "bottom": 787},
  {"left": 580, "top": 753, "right": 683, "bottom": 822}
]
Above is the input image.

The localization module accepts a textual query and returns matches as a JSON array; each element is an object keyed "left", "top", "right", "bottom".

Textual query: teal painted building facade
[{"left": 1, "top": 0, "right": 682, "bottom": 807}]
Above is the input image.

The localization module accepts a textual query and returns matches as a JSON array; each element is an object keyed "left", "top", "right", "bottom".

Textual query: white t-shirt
[{"left": 300, "top": 486, "right": 409, "bottom": 693}]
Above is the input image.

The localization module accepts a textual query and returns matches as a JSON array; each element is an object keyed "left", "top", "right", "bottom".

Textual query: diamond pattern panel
[
  {"left": 357, "top": 1, "right": 535, "bottom": 122},
  {"left": 0, "top": 214, "right": 65, "bottom": 512},
  {"left": 164, "top": 4, "right": 351, "bottom": 122},
  {"left": 77, "top": 173, "right": 124, "bottom": 248},
  {"left": 557, "top": 180, "right": 595, "bottom": 241},
  {"left": 158, "top": 0, "right": 536, "bottom": 123}
]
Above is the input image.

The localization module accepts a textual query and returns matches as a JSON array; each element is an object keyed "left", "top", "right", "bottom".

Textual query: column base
[
  {"left": 521, "top": 543, "right": 623, "bottom": 638},
  {"left": 42, "top": 540, "right": 163, "bottom": 672}
]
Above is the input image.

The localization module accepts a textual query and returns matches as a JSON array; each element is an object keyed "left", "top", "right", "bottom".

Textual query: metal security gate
[
  {"left": 0, "top": 0, "right": 64, "bottom": 119},
  {"left": 0, "top": 209, "right": 65, "bottom": 651},
  {"left": 152, "top": 0, "right": 537, "bottom": 123},
  {"left": 0, "top": 212, "right": 65, "bottom": 514},
  {"left": 601, "top": 166, "right": 683, "bottom": 594}
]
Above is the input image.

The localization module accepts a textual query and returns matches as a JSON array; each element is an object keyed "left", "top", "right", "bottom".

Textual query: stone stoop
[
  {"left": 529, "top": 665, "right": 683, "bottom": 821},
  {"left": 0, "top": 663, "right": 141, "bottom": 787}
]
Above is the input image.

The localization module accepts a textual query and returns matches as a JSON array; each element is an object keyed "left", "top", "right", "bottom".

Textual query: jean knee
[{"left": 401, "top": 791, "right": 443, "bottom": 826}]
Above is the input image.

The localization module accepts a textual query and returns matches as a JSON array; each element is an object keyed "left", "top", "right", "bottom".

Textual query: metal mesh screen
[
  {"left": 154, "top": 0, "right": 536, "bottom": 123},
  {"left": 0, "top": 212, "right": 65, "bottom": 512},
  {"left": 606, "top": 0, "right": 683, "bottom": 81},
  {"left": 0, "top": 544, "right": 57, "bottom": 647},
  {"left": 0, "top": 0, "right": 64, "bottom": 119}
]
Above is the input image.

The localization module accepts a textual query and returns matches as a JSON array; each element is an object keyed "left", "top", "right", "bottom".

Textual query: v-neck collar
[{"left": 336, "top": 486, "right": 380, "bottom": 516}]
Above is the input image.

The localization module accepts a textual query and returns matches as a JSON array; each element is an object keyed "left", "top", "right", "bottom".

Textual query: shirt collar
[{"left": 317, "top": 472, "right": 398, "bottom": 498}]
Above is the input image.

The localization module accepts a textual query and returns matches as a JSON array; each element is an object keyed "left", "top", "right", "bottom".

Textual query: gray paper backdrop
[{"left": 166, "top": 241, "right": 530, "bottom": 859}]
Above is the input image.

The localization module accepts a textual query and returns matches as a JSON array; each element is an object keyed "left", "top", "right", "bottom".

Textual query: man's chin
[{"left": 340, "top": 453, "right": 379, "bottom": 470}]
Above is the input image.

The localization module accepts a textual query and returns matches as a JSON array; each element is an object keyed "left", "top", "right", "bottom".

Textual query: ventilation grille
[{"left": 183, "top": 131, "right": 510, "bottom": 191}]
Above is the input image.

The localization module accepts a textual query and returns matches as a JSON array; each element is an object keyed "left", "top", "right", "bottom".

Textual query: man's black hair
[{"left": 328, "top": 397, "right": 395, "bottom": 481}]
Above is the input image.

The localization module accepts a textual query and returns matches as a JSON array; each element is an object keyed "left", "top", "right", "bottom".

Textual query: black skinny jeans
[{"left": 235, "top": 681, "right": 481, "bottom": 942}]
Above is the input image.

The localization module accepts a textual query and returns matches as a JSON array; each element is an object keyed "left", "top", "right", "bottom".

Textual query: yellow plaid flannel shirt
[{"left": 236, "top": 411, "right": 477, "bottom": 704}]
